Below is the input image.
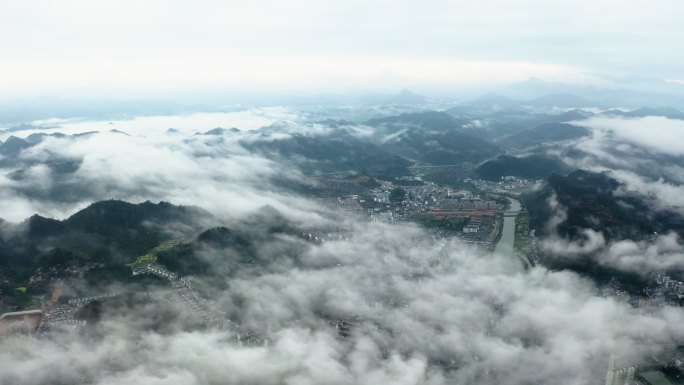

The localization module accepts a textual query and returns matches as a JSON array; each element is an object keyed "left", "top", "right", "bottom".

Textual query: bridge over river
[{"left": 503, "top": 210, "right": 522, "bottom": 217}]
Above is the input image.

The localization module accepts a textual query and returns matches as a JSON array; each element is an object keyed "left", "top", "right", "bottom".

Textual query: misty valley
[{"left": 1, "top": 91, "right": 684, "bottom": 385}]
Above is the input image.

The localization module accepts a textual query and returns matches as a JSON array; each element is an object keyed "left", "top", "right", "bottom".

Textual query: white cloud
[
  {"left": 1, "top": 107, "right": 684, "bottom": 384},
  {"left": 610, "top": 170, "right": 684, "bottom": 214},
  {"left": 541, "top": 228, "right": 607, "bottom": 257},
  {"left": 0, "top": 122, "right": 323, "bottom": 223},
  {"left": 600, "top": 232, "right": 684, "bottom": 273},
  {"left": 1, "top": 221, "right": 683, "bottom": 384},
  {"left": 573, "top": 116, "right": 684, "bottom": 157},
  {"left": 562, "top": 116, "right": 684, "bottom": 215},
  {"left": 0, "top": 108, "right": 299, "bottom": 141},
  {"left": 535, "top": 184, "right": 684, "bottom": 273}
]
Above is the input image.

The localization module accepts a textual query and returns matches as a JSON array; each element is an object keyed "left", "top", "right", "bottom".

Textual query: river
[{"left": 493, "top": 198, "right": 524, "bottom": 269}]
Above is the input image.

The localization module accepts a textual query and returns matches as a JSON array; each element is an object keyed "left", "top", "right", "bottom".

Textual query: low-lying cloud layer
[
  {"left": 542, "top": 228, "right": 684, "bottom": 274},
  {"left": 575, "top": 116, "right": 684, "bottom": 157},
  {"left": 566, "top": 116, "right": 684, "bottom": 216},
  {"left": 1, "top": 109, "right": 684, "bottom": 385},
  {"left": 0, "top": 112, "right": 321, "bottom": 223},
  {"left": 2, "top": 221, "right": 683, "bottom": 385},
  {"left": 538, "top": 176, "right": 684, "bottom": 274}
]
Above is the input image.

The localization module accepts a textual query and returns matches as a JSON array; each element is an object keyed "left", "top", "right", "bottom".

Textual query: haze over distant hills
[
  {"left": 3, "top": 84, "right": 684, "bottom": 385},
  {"left": 4, "top": 1, "right": 684, "bottom": 384},
  {"left": 4, "top": 75, "right": 684, "bottom": 126}
]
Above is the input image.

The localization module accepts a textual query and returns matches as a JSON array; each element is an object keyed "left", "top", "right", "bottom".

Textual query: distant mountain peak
[
  {"left": 0, "top": 135, "right": 32, "bottom": 156},
  {"left": 109, "top": 129, "right": 130, "bottom": 136},
  {"left": 601, "top": 106, "right": 684, "bottom": 119},
  {"left": 384, "top": 89, "right": 427, "bottom": 105},
  {"left": 197, "top": 127, "right": 241, "bottom": 136},
  {"left": 24, "top": 132, "right": 67, "bottom": 143}
]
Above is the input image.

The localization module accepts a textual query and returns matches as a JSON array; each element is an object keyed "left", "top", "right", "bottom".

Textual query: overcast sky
[{"left": 1, "top": 0, "right": 682, "bottom": 97}]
